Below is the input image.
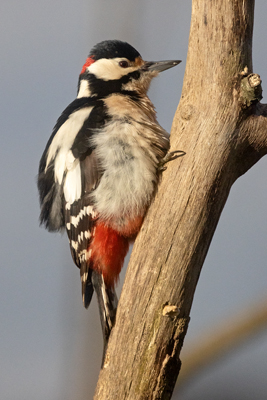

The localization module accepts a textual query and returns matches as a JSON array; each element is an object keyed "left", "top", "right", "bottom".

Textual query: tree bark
[{"left": 94, "top": 1, "right": 267, "bottom": 399}]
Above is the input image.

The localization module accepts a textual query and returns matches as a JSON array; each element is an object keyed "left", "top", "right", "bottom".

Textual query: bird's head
[{"left": 77, "top": 40, "right": 181, "bottom": 98}]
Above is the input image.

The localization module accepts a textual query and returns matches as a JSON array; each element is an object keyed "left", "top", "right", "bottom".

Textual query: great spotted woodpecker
[{"left": 38, "top": 40, "right": 181, "bottom": 350}]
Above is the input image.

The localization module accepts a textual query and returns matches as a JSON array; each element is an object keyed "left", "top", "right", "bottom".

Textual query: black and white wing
[
  {"left": 38, "top": 98, "right": 107, "bottom": 307},
  {"left": 38, "top": 97, "right": 97, "bottom": 231}
]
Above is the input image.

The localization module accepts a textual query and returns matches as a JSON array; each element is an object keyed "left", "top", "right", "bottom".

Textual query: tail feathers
[
  {"left": 91, "top": 270, "right": 118, "bottom": 362},
  {"left": 81, "top": 268, "right": 94, "bottom": 309}
]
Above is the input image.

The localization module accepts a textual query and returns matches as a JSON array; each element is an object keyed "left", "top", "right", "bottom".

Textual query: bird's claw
[{"left": 158, "top": 150, "right": 185, "bottom": 171}]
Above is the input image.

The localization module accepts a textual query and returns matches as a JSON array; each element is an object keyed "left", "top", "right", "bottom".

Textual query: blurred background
[{"left": 1, "top": 1, "right": 267, "bottom": 399}]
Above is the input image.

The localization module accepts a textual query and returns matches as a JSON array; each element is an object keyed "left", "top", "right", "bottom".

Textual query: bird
[{"left": 38, "top": 40, "right": 181, "bottom": 353}]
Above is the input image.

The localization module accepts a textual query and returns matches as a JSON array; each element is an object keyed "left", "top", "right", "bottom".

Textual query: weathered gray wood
[{"left": 94, "top": 1, "right": 267, "bottom": 399}]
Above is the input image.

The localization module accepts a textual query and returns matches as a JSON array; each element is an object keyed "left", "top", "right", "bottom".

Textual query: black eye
[{"left": 119, "top": 60, "right": 129, "bottom": 68}]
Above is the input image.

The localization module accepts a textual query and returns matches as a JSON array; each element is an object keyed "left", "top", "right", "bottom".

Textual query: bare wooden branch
[{"left": 94, "top": 1, "right": 267, "bottom": 399}]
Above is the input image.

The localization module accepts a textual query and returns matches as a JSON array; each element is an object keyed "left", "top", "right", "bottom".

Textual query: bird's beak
[{"left": 144, "top": 60, "right": 181, "bottom": 72}]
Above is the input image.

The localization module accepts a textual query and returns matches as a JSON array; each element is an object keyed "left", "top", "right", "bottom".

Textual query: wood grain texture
[{"left": 94, "top": 1, "right": 267, "bottom": 399}]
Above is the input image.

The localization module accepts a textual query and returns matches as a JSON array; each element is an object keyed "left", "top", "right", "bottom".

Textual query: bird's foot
[{"left": 158, "top": 150, "right": 185, "bottom": 171}]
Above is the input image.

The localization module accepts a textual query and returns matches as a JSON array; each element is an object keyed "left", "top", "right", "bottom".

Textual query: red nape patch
[
  {"left": 90, "top": 223, "right": 129, "bottom": 287},
  {"left": 80, "top": 56, "right": 95, "bottom": 74}
]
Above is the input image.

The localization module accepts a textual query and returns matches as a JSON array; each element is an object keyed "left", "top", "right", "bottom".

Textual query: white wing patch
[
  {"left": 45, "top": 107, "right": 93, "bottom": 184},
  {"left": 64, "top": 160, "right": 82, "bottom": 204}
]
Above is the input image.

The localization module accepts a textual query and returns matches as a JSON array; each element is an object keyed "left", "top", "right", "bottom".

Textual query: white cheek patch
[{"left": 87, "top": 58, "right": 137, "bottom": 81}]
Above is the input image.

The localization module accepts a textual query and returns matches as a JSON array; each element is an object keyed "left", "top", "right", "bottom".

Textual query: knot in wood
[
  {"left": 248, "top": 73, "right": 261, "bottom": 88},
  {"left": 180, "top": 104, "right": 194, "bottom": 120},
  {"left": 162, "top": 305, "right": 180, "bottom": 317},
  {"left": 239, "top": 73, "right": 262, "bottom": 108}
]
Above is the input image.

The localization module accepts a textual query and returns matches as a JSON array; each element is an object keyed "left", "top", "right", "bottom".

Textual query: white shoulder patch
[
  {"left": 45, "top": 107, "right": 92, "bottom": 185},
  {"left": 64, "top": 160, "right": 81, "bottom": 204}
]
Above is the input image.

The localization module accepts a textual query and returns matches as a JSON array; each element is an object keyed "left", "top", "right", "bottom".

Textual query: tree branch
[{"left": 94, "top": 1, "right": 267, "bottom": 399}]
